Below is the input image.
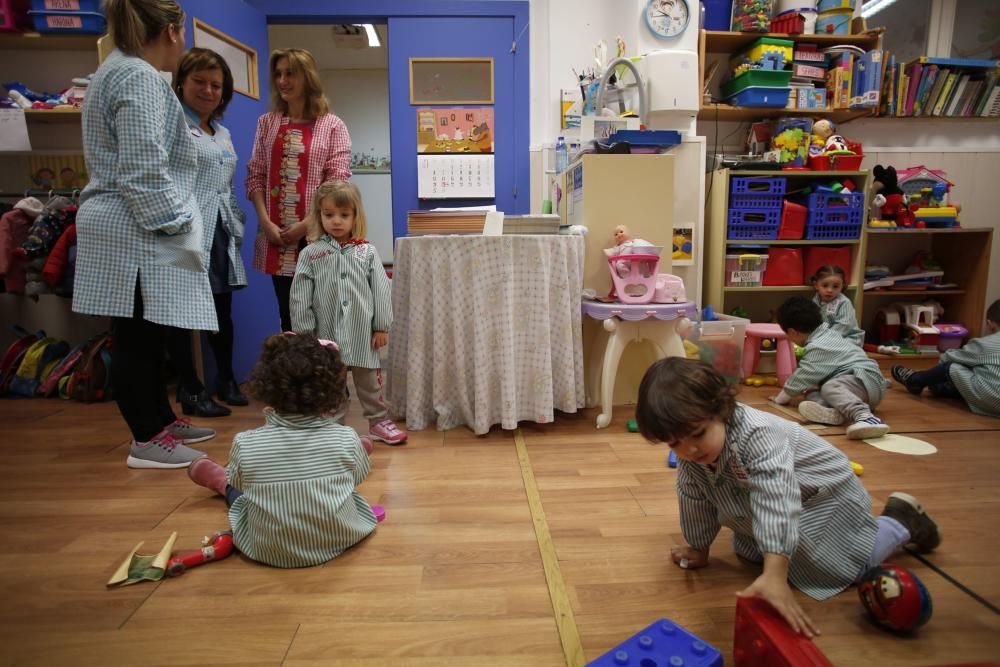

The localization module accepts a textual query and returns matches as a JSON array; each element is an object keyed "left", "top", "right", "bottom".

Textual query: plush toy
[
  {"left": 872, "top": 164, "right": 912, "bottom": 225},
  {"left": 812, "top": 119, "right": 849, "bottom": 154}
]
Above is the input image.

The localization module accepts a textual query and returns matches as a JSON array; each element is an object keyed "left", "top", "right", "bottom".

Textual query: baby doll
[{"left": 604, "top": 224, "right": 653, "bottom": 277}]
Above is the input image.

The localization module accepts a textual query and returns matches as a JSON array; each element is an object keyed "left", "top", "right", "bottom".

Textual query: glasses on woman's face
[{"left": 282, "top": 331, "right": 339, "bottom": 352}]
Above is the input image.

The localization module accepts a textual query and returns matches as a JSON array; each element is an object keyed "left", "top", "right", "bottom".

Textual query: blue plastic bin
[
  {"left": 727, "top": 208, "right": 782, "bottom": 240},
  {"left": 726, "top": 86, "right": 792, "bottom": 108},
  {"left": 30, "top": 0, "right": 102, "bottom": 10},
  {"left": 805, "top": 191, "right": 864, "bottom": 239},
  {"left": 731, "top": 176, "right": 787, "bottom": 196},
  {"left": 729, "top": 193, "right": 783, "bottom": 209},
  {"left": 28, "top": 9, "right": 104, "bottom": 32}
]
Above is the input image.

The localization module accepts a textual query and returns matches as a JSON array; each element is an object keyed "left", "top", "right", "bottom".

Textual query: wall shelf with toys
[
  {"left": 698, "top": 29, "right": 883, "bottom": 123},
  {"left": 0, "top": 32, "right": 101, "bottom": 51},
  {"left": 704, "top": 168, "right": 871, "bottom": 324}
]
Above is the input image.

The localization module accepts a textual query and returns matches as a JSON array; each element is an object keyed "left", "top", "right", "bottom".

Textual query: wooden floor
[{"left": 0, "top": 382, "right": 998, "bottom": 666}]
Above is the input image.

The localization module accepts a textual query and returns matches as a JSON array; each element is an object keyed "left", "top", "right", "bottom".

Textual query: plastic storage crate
[
  {"left": 725, "top": 253, "right": 768, "bottom": 286},
  {"left": 729, "top": 192, "right": 783, "bottom": 209},
  {"left": 725, "top": 86, "right": 791, "bottom": 108},
  {"left": 684, "top": 313, "right": 750, "bottom": 385},
  {"left": 30, "top": 0, "right": 102, "bottom": 10},
  {"left": 731, "top": 176, "right": 786, "bottom": 196},
  {"left": 722, "top": 70, "right": 794, "bottom": 98},
  {"left": 28, "top": 9, "right": 104, "bottom": 32},
  {"left": 804, "top": 191, "right": 864, "bottom": 239},
  {"left": 727, "top": 208, "right": 782, "bottom": 239}
]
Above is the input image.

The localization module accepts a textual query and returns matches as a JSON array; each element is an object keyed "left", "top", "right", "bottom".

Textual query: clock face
[{"left": 644, "top": 0, "right": 690, "bottom": 39}]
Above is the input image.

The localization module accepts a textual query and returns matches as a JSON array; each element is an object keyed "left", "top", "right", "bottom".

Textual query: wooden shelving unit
[
  {"left": 698, "top": 29, "right": 883, "bottom": 123},
  {"left": 0, "top": 32, "right": 101, "bottom": 51},
  {"left": 704, "top": 168, "right": 871, "bottom": 323},
  {"left": 859, "top": 226, "right": 993, "bottom": 339},
  {"left": 23, "top": 108, "right": 82, "bottom": 123}
]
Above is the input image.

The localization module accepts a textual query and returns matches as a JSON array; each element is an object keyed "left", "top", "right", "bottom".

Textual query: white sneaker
[
  {"left": 798, "top": 400, "right": 844, "bottom": 425},
  {"left": 846, "top": 416, "right": 890, "bottom": 440}
]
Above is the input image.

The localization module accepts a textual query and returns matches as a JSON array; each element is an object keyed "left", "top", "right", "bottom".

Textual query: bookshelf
[
  {"left": 880, "top": 56, "right": 1000, "bottom": 118},
  {"left": 698, "top": 29, "right": 884, "bottom": 123},
  {"left": 704, "top": 168, "right": 871, "bottom": 323}
]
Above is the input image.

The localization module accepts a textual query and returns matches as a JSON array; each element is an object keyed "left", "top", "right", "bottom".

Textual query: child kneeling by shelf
[
  {"left": 772, "top": 297, "right": 891, "bottom": 439},
  {"left": 892, "top": 299, "right": 1000, "bottom": 418}
]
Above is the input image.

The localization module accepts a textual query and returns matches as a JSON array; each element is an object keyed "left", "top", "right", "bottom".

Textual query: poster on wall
[
  {"left": 672, "top": 226, "right": 694, "bottom": 266},
  {"left": 417, "top": 154, "right": 495, "bottom": 199},
  {"left": 416, "top": 107, "right": 494, "bottom": 154}
]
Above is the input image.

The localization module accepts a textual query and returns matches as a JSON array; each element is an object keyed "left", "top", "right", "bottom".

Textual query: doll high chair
[{"left": 607, "top": 252, "right": 661, "bottom": 303}]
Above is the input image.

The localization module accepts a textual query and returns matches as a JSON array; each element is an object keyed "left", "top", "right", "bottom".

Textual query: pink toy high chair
[
  {"left": 607, "top": 253, "right": 661, "bottom": 304},
  {"left": 742, "top": 323, "right": 797, "bottom": 386}
]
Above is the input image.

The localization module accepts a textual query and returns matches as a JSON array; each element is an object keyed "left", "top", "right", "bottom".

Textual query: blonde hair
[
  {"left": 307, "top": 180, "right": 367, "bottom": 242},
  {"left": 269, "top": 48, "right": 330, "bottom": 120},
  {"left": 102, "top": 0, "right": 184, "bottom": 56}
]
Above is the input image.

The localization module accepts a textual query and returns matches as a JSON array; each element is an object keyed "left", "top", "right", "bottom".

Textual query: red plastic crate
[
  {"left": 734, "top": 596, "right": 833, "bottom": 667},
  {"left": 0, "top": 0, "right": 31, "bottom": 31},
  {"left": 778, "top": 200, "right": 806, "bottom": 239},
  {"left": 763, "top": 247, "right": 804, "bottom": 286},
  {"left": 770, "top": 11, "right": 805, "bottom": 34}
]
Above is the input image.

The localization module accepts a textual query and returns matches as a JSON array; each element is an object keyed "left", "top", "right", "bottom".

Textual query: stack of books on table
[
  {"left": 407, "top": 210, "right": 487, "bottom": 235},
  {"left": 502, "top": 214, "right": 561, "bottom": 235}
]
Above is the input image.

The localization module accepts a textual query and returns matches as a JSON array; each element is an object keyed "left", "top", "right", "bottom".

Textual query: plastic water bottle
[{"left": 554, "top": 136, "right": 567, "bottom": 174}]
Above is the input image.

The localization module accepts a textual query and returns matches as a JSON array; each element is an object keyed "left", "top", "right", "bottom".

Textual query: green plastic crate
[{"left": 722, "top": 69, "right": 794, "bottom": 98}]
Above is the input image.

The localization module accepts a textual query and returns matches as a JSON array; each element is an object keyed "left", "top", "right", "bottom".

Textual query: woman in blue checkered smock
[
  {"left": 73, "top": 0, "right": 218, "bottom": 469},
  {"left": 162, "top": 48, "right": 251, "bottom": 420}
]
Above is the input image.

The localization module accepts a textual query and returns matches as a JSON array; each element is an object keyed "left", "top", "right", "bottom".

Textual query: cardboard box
[{"left": 797, "top": 88, "right": 827, "bottom": 109}]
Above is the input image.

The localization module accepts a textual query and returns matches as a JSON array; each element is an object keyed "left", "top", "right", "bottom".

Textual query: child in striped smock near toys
[
  {"left": 636, "top": 357, "right": 941, "bottom": 637},
  {"left": 187, "top": 334, "right": 380, "bottom": 568},
  {"left": 811, "top": 265, "right": 864, "bottom": 346},
  {"left": 290, "top": 180, "right": 406, "bottom": 445},
  {"left": 772, "top": 297, "right": 890, "bottom": 439},
  {"left": 892, "top": 299, "right": 1000, "bottom": 418}
]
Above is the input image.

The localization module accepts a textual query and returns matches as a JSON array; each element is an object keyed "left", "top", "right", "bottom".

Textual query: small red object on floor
[{"left": 733, "top": 596, "right": 833, "bottom": 667}]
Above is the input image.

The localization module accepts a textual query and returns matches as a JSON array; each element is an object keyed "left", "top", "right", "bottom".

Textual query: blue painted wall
[{"left": 176, "top": 0, "right": 270, "bottom": 383}]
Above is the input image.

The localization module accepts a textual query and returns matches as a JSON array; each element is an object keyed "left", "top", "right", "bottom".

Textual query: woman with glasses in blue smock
[{"left": 165, "top": 47, "right": 251, "bottom": 418}]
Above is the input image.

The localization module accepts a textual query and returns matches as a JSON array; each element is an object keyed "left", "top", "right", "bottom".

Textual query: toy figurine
[
  {"left": 872, "top": 164, "right": 914, "bottom": 227},
  {"left": 811, "top": 119, "right": 848, "bottom": 154}
]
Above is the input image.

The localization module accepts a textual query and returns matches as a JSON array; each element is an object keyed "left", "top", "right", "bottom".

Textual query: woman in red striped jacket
[{"left": 246, "top": 48, "right": 352, "bottom": 332}]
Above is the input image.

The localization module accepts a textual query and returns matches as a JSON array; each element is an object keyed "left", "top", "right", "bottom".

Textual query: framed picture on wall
[
  {"left": 193, "top": 18, "right": 260, "bottom": 100},
  {"left": 672, "top": 226, "right": 694, "bottom": 267},
  {"left": 416, "top": 107, "right": 494, "bottom": 154},
  {"left": 409, "top": 58, "right": 494, "bottom": 104}
]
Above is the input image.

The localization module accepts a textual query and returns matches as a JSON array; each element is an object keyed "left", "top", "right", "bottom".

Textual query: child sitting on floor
[
  {"left": 892, "top": 299, "right": 1000, "bottom": 418},
  {"left": 636, "top": 357, "right": 941, "bottom": 636},
  {"left": 187, "top": 333, "right": 379, "bottom": 568},
  {"left": 772, "top": 297, "right": 890, "bottom": 439},
  {"left": 811, "top": 264, "right": 863, "bottom": 346}
]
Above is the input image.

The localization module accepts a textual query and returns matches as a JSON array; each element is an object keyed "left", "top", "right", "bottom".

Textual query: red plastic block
[{"left": 733, "top": 596, "right": 833, "bottom": 667}]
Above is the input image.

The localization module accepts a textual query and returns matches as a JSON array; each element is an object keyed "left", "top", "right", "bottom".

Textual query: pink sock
[{"left": 188, "top": 457, "right": 228, "bottom": 496}]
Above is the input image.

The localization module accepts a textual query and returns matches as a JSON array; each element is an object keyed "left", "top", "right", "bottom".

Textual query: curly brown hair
[
  {"left": 635, "top": 357, "right": 738, "bottom": 444},
  {"left": 247, "top": 334, "right": 347, "bottom": 415}
]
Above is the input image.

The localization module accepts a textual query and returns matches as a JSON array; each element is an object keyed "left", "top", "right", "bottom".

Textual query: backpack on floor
[
  {"left": 8, "top": 337, "right": 69, "bottom": 397},
  {"left": 66, "top": 333, "right": 113, "bottom": 403},
  {"left": 0, "top": 326, "right": 45, "bottom": 393},
  {"left": 36, "top": 335, "right": 94, "bottom": 398}
]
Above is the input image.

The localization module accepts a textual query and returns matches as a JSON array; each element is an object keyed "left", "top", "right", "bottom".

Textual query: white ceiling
[{"left": 267, "top": 24, "right": 388, "bottom": 70}]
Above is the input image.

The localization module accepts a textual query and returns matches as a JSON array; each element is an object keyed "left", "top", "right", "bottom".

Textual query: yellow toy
[
  {"left": 850, "top": 461, "right": 864, "bottom": 476},
  {"left": 683, "top": 339, "right": 700, "bottom": 360},
  {"left": 744, "top": 374, "right": 778, "bottom": 387}
]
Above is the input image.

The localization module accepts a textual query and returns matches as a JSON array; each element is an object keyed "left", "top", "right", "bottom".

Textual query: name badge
[{"left": 189, "top": 127, "right": 202, "bottom": 138}]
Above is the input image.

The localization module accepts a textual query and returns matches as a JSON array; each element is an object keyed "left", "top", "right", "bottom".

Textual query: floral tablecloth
[{"left": 387, "top": 235, "right": 586, "bottom": 434}]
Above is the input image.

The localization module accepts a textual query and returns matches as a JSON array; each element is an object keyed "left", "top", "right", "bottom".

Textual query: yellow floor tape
[{"left": 513, "top": 429, "right": 586, "bottom": 667}]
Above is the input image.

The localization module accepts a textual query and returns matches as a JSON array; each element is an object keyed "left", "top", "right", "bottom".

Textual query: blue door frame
[
  {"left": 183, "top": 0, "right": 528, "bottom": 382},
  {"left": 246, "top": 0, "right": 531, "bottom": 238}
]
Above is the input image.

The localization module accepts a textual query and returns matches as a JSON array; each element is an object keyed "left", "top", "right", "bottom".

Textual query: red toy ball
[{"left": 858, "top": 563, "right": 933, "bottom": 633}]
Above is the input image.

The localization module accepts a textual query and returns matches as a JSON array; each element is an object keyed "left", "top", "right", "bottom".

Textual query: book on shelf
[{"left": 875, "top": 54, "right": 1000, "bottom": 117}]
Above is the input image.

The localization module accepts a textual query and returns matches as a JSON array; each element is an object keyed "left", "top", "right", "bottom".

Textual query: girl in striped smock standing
[
  {"left": 636, "top": 358, "right": 942, "bottom": 637},
  {"left": 187, "top": 334, "right": 381, "bottom": 568},
  {"left": 290, "top": 181, "right": 406, "bottom": 445}
]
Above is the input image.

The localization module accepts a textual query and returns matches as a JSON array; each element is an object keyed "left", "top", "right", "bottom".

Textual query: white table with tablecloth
[{"left": 386, "top": 235, "right": 586, "bottom": 435}]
